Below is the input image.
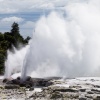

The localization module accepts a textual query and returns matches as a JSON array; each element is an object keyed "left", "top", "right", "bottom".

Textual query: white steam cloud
[
  {"left": 5, "top": 46, "right": 29, "bottom": 78},
  {"left": 5, "top": 0, "right": 100, "bottom": 78}
]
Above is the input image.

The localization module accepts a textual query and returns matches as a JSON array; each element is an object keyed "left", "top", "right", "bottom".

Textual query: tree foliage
[{"left": 0, "top": 22, "right": 31, "bottom": 74}]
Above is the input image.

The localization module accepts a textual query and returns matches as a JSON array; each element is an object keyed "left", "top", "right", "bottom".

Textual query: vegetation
[{"left": 0, "top": 22, "right": 30, "bottom": 74}]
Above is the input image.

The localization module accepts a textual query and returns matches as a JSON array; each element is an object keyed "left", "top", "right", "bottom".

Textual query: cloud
[
  {"left": 0, "top": 16, "right": 24, "bottom": 33},
  {"left": 21, "top": 21, "right": 35, "bottom": 29},
  {"left": 1, "top": 0, "right": 100, "bottom": 14},
  {"left": 1, "top": 0, "right": 100, "bottom": 38},
  {"left": 1, "top": 16, "right": 24, "bottom": 23},
  {"left": 20, "top": 21, "right": 35, "bottom": 37},
  {"left": 0, "top": 0, "right": 68, "bottom": 14},
  {"left": 0, "top": 8, "right": 18, "bottom": 14}
]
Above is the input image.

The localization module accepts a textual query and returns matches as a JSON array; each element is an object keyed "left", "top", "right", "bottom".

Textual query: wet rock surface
[
  {"left": 1, "top": 77, "right": 100, "bottom": 100},
  {"left": 4, "top": 76, "right": 54, "bottom": 88}
]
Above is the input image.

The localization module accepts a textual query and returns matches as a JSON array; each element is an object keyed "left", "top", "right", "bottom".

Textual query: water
[{"left": 5, "top": 0, "right": 100, "bottom": 79}]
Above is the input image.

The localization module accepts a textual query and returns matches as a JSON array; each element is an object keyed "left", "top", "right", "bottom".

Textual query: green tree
[
  {"left": 4, "top": 32, "right": 16, "bottom": 49},
  {"left": 0, "top": 32, "right": 4, "bottom": 41},
  {"left": 11, "top": 22, "right": 19, "bottom": 36},
  {"left": 0, "top": 53, "right": 5, "bottom": 74},
  {"left": 0, "top": 22, "right": 30, "bottom": 74},
  {"left": 10, "top": 22, "right": 28, "bottom": 48},
  {"left": 25, "top": 36, "right": 31, "bottom": 43}
]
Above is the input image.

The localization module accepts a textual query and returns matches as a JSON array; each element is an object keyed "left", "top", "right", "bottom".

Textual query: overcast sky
[{"left": 0, "top": 0, "right": 69, "bottom": 38}]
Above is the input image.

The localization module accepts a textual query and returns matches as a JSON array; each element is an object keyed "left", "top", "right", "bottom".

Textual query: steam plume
[{"left": 5, "top": 0, "right": 100, "bottom": 79}]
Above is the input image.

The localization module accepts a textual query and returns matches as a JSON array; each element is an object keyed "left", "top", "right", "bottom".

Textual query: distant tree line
[{"left": 0, "top": 22, "right": 31, "bottom": 74}]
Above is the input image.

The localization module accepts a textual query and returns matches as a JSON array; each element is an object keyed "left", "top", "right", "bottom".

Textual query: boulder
[
  {"left": 3, "top": 78, "right": 8, "bottom": 83},
  {"left": 3, "top": 78, "right": 13, "bottom": 83},
  {"left": 17, "top": 77, "right": 21, "bottom": 80}
]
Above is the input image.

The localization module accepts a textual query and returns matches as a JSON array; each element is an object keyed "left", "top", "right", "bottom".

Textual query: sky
[{"left": 0, "top": 0, "right": 69, "bottom": 38}]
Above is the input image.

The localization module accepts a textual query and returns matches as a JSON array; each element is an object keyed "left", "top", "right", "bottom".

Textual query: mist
[
  {"left": 5, "top": 0, "right": 100, "bottom": 79},
  {"left": 5, "top": 46, "right": 29, "bottom": 78}
]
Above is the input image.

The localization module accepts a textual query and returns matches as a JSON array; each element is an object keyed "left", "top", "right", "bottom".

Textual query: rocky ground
[{"left": 0, "top": 77, "right": 100, "bottom": 100}]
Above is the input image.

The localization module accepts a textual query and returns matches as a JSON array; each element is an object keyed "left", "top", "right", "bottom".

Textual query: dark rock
[
  {"left": 94, "top": 85, "right": 100, "bottom": 88},
  {"left": 4, "top": 76, "right": 53, "bottom": 89},
  {"left": 26, "top": 85, "right": 31, "bottom": 88},
  {"left": 87, "top": 91, "right": 94, "bottom": 94},
  {"left": 32, "top": 78, "right": 53, "bottom": 87},
  {"left": 40, "top": 80, "right": 52, "bottom": 87},
  {"left": 80, "top": 89, "right": 86, "bottom": 92},
  {"left": 46, "top": 77, "right": 62, "bottom": 80},
  {"left": 6, "top": 78, "right": 21, "bottom": 85},
  {"left": 79, "top": 97, "right": 87, "bottom": 100},
  {"left": 36, "top": 80, "right": 49, "bottom": 87},
  {"left": 97, "top": 96, "right": 100, "bottom": 98},
  {"left": 12, "top": 79, "right": 20, "bottom": 84},
  {"left": 94, "top": 96, "right": 100, "bottom": 100},
  {"left": 3, "top": 78, "right": 8, "bottom": 83},
  {"left": 69, "top": 85, "right": 82, "bottom": 88},
  {"left": 50, "top": 92, "right": 62, "bottom": 99},
  {"left": 20, "top": 76, "right": 34, "bottom": 87},
  {"left": 91, "top": 89, "right": 100, "bottom": 93},
  {"left": 29, "top": 87, "right": 34, "bottom": 91},
  {"left": 91, "top": 79, "right": 95, "bottom": 82},
  {"left": 5, "top": 85, "right": 20, "bottom": 89},
  {"left": 17, "top": 77, "right": 21, "bottom": 80},
  {"left": 19, "top": 83, "right": 26, "bottom": 87},
  {"left": 25, "top": 76, "right": 32, "bottom": 81},
  {"left": 85, "top": 94, "right": 93, "bottom": 99},
  {"left": 6, "top": 80, "right": 13, "bottom": 84},
  {"left": 53, "top": 88, "right": 78, "bottom": 92},
  {"left": 5, "top": 76, "right": 33, "bottom": 87}
]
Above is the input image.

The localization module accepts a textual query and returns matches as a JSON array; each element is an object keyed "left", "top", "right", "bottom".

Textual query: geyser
[
  {"left": 5, "top": 46, "right": 29, "bottom": 78},
  {"left": 5, "top": 0, "right": 100, "bottom": 79}
]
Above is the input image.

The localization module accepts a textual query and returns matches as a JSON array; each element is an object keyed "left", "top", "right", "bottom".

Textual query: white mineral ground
[{"left": 0, "top": 73, "right": 100, "bottom": 100}]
